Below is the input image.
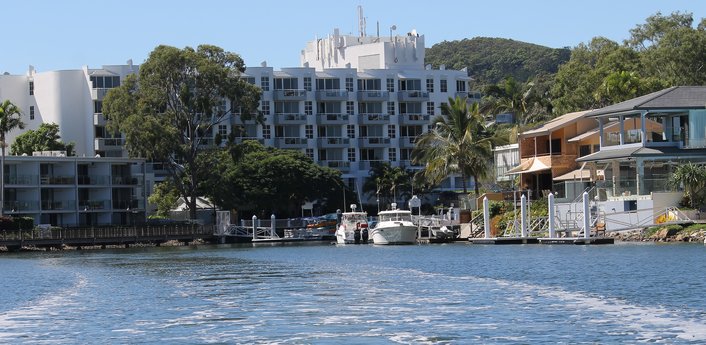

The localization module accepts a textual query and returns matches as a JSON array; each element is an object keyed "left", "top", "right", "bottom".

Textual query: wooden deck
[{"left": 0, "top": 225, "right": 216, "bottom": 251}]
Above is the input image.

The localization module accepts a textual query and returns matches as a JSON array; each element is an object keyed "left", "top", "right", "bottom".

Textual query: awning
[
  {"left": 506, "top": 157, "right": 551, "bottom": 175},
  {"left": 554, "top": 168, "right": 605, "bottom": 181}
]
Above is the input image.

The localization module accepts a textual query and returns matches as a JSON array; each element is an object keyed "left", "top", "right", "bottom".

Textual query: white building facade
[{"left": 0, "top": 26, "right": 477, "bottom": 215}]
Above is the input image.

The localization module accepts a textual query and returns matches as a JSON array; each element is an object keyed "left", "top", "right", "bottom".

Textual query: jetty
[{"left": 0, "top": 225, "right": 215, "bottom": 251}]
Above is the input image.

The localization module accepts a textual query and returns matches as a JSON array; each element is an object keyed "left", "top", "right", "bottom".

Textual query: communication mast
[{"left": 358, "top": 5, "right": 366, "bottom": 37}]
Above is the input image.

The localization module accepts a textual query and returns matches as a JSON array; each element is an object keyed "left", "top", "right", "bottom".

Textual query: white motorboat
[
  {"left": 371, "top": 203, "right": 418, "bottom": 245},
  {"left": 335, "top": 204, "right": 369, "bottom": 244}
]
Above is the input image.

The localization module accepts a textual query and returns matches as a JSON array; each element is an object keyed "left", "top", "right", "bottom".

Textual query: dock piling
[
  {"left": 520, "top": 195, "right": 527, "bottom": 238},
  {"left": 483, "top": 197, "right": 490, "bottom": 239},
  {"left": 548, "top": 193, "right": 555, "bottom": 238}
]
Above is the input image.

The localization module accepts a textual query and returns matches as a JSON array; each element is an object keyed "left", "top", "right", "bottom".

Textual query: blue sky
[{"left": 2, "top": 0, "right": 704, "bottom": 75}]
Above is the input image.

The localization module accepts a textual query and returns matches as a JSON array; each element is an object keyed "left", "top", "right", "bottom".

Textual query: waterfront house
[{"left": 507, "top": 110, "right": 598, "bottom": 200}]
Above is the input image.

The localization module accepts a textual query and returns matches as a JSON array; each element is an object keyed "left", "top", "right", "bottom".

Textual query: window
[
  {"left": 389, "top": 148, "right": 397, "bottom": 162},
  {"left": 456, "top": 80, "right": 467, "bottom": 92},
  {"left": 426, "top": 78, "right": 434, "bottom": 93},
  {"left": 399, "top": 79, "right": 421, "bottom": 91},
  {"left": 318, "top": 125, "right": 342, "bottom": 137},
  {"left": 30, "top": 106, "right": 35, "bottom": 120},
  {"left": 304, "top": 101, "right": 313, "bottom": 115},
  {"left": 348, "top": 148, "right": 356, "bottom": 162},
  {"left": 260, "top": 76, "right": 270, "bottom": 91},
  {"left": 346, "top": 101, "right": 354, "bottom": 115},
  {"left": 358, "top": 79, "right": 381, "bottom": 90},
  {"left": 305, "top": 148, "right": 314, "bottom": 160},
  {"left": 94, "top": 101, "right": 102, "bottom": 113},
  {"left": 387, "top": 102, "right": 395, "bottom": 115},
  {"left": 316, "top": 78, "right": 340, "bottom": 90},
  {"left": 400, "top": 125, "right": 424, "bottom": 137},
  {"left": 401, "top": 148, "right": 413, "bottom": 161},
  {"left": 550, "top": 138, "right": 561, "bottom": 154},
  {"left": 262, "top": 125, "right": 271, "bottom": 139},
  {"left": 29, "top": 81, "right": 34, "bottom": 95},
  {"left": 386, "top": 78, "right": 395, "bottom": 92},
  {"left": 261, "top": 101, "right": 270, "bottom": 115},
  {"left": 359, "top": 102, "right": 383, "bottom": 114},
  {"left": 426, "top": 102, "right": 435, "bottom": 115},
  {"left": 360, "top": 149, "right": 379, "bottom": 161},
  {"left": 242, "top": 77, "right": 256, "bottom": 85},
  {"left": 388, "top": 124, "right": 396, "bottom": 138},
  {"left": 318, "top": 149, "right": 328, "bottom": 161},
  {"left": 89, "top": 76, "right": 120, "bottom": 89},
  {"left": 347, "top": 125, "right": 356, "bottom": 138},
  {"left": 345, "top": 77, "right": 354, "bottom": 92},
  {"left": 579, "top": 145, "right": 591, "bottom": 157},
  {"left": 218, "top": 125, "right": 228, "bottom": 136},
  {"left": 274, "top": 101, "right": 299, "bottom": 114},
  {"left": 399, "top": 102, "right": 422, "bottom": 114},
  {"left": 274, "top": 77, "right": 299, "bottom": 90},
  {"left": 317, "top": 102, "right": 341, "bottom": 114},
  {"left": 360, "top": 125, "right": 383, "bottom": 137},
  {"left": 275, "top": 125, "right": 299, "bottom": 138},
  {"left": 440, "top": 79, "right": 448, "bottom": 92},
  {"left": 305, "top": 125, "right": 314, "bottom": 139},
  {"left": 304, "top": 77, "right": 312, "bottom": 91}
]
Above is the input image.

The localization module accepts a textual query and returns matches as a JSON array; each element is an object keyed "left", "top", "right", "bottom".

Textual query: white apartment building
[{"left": 0, "top": 25, "right": 477, "bottom": 216}]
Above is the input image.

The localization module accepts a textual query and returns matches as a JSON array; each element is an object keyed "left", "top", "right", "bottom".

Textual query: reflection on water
[{"left": 1, "top": 243, "right": 705, "bottom": 343}]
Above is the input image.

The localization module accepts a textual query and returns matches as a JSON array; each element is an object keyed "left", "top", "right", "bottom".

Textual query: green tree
[
  {"left": 198, "top": 141, "right": 351, "bottom": 218},
  {"left": 0, "top": 100, "right": 25, "bottom": 216},
  {"left": 10, "top": 123, "right": 75, "bottom": 156},
  {"left": 667, "top": 162, "right": 706, "bottom": 209},
  {"left": 362, "top": 162, "right": 412, "bottom": 211},
  {"left": 148, "top": 180, "right": 179, "bottom": 218},
  {"left": 626, "top": 11, "right": 694, "bottom": 51},
  {"left": 103, "top": 44, "right": 261, "bottom": 220},
  {"left": 413, "top": 97, "right": 493, "bottom": 195}
]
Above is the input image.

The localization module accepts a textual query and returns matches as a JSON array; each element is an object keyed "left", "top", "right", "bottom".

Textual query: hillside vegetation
[{"left": 425, "top": 37, "right": 571, "bottom": 86}]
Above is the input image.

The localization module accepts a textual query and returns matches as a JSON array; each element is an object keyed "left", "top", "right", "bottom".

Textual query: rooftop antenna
[{"left": 357, "top": 5, "right": 366, "bottom": 37}]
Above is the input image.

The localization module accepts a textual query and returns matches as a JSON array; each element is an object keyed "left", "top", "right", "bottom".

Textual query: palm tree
[
  {"left": 363, "top": 162, "right": 411, "bottom": 211},
  {"left": 0, "top": 100, "right": 25, "bottom": 216},
  {"left": 667, "top": 162, "right": 706, "bottom": 209},
  {"left": 412, "top": 96, "right": 493, "bottom": 196}
]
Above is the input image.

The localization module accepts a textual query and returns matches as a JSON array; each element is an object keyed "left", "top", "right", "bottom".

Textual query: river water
[{"left": 1, "top": 242, "right": 705, "bottom": 344}]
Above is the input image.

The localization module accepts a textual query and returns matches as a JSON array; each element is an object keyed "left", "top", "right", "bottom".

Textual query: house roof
[
  {"left": 567, "top": 121, "right": 619, "bottom": 142},
  {"left": 521, "top": 110, "right": 591, "bottom": 138},
  {"left": 576, "top": 146, "right": 706, "bottom": 162},
  {"left": 554, "top": 168, "right": 604, "bottom": 181},
  {"left": 587, "top": 86, "right": 706, "bottom": 117}
]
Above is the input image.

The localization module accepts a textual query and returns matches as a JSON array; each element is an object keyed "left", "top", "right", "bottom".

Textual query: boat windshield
[{"left": 379, "top": 212, "right": 412, "bottom": 222}]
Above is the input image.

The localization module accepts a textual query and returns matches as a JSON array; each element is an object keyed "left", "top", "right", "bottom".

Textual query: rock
[
  {"left": 674, "top": 233, "right": 690, "bottom": 242},
  {"left": 651, "top": 228, "right": 680, "bottom": 241}
]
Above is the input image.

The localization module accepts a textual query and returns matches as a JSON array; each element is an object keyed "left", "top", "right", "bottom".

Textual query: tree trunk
[
  {"left": 473, "top": 174, "right": 480, "bottom": 196},
  {"left": 461, "top": 174, "right": 468, "bottom": 194}
]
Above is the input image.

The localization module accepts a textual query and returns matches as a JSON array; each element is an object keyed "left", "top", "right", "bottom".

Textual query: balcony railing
[
  {"left": 398, "top": 90, "right": 429, "bottom": 101},
  {"left": 318, "top": 137, "right": 350, "bottom": 147},
  {"left": 95, "top": 138, "right": 125, "bottom": 151},
  {"left": 41, "top": 200, "right": 77, "bottom": 211},
  {"left": 40, "top": 175, "right": 74, "bottom": 185},
  {"left": 361, "top": 113, "right": 390, "bottom": 123},
  {"left": 274, "top": 113, "right": 307, "bottom": 123},
  {"left": 357, "top": 90, "right": 389, "bottom": 101},
  {"left": 5, "top": 175, "right": 39, "bottom": 185},
  {"left": 273, "top": 89, "right": 307, "bottom": 100},
  {"left": 318, "top": 113, "right": 349, "bottom": 123},
  {"left": 113, "top": 199, "right": 144, "bottom": 210},
  {"left": 112, "top": 176, "right": 141, "bottom": 185},
  {"left": 320, "top": 160, "right": 351, "bottom": 171},
  {"left": 78, "top": 175, "right": 109, "bottom": 185},
  {"left": 316, "top": 90, "right": 349, "bottom": 100},
  {"left": 360, "top": 137, "right": 390, "bottom": 145},
  {"left": 275, "top": 138, "right": 308, "bottom": 147},
  {"left": 4, "top": 200, "right": 39, "bottom": 212},
  {"left": 400, "top": 114, "right": 430, "bottom": 123},
  {"left": 79, "top": 200, "right": 110, "bottom": 210}
]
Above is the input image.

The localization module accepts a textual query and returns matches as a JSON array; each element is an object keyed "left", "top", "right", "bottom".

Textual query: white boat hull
[{"left": 370, "top": 223, "right": 417, "bottom": 245}]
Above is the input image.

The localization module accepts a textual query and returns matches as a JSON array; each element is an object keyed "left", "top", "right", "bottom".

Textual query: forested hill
[{"left": 425, "top": 37, "right": 571, "bottom": 86}]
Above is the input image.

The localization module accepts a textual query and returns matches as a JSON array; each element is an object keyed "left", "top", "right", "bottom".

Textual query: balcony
[
  {"left": 40, "top": 175, "right": 74, "bottom": 185},
  {"left": 95, "top": 138, "right": 125, "bottom": 151},
  {"left": 94, "top": 113, "right": 107, "bottom": 126},
  {"left": 4, "top": 200, "right": 39, "bottom": 212},
  {"left": 316, "top": 90, "right": 349, "bottom": 101},
  {"left": 113, "top": 199, "right": 144, "bottom": 210},
  {"left": 273, "top": 113, "right": 307, "bottom": 124},
  {"left": 357, "top": 90, "right": 389, "bottom": 101},
  {"left": 317, "top": 137, "right": 350, "bottom": 148},
  {"left": 233, "top": 137, "right": 265, "bottom": 145},
  {"left": 91, "top": 88, "right": 110, "bottom": 100},
  {"left": 78, "top": 175, "right": 109, "bottom": 186},
  {"left": 5, "top": 175, "right": 39, "bottom": 185},
  {"left": 273, "top": 89, "right": 307, "bottom": 101},
  {"left": 41, "top": 199, "right": 77, "bottom": 211},
  {"left": 275, "top": 137, "right": 308, "bottom": 148},
  {"left": 400, "top": 136, "right": 417, "bottom": 148},
  {"left": 398, "top": 90, "right": 429, "bottom": 101},
  {"left": 400, "top": 114, "right": 430, "bottom": 124},
  {"left": 79, "top": 200, "right": 110, "bottom": 211},
  {"left": 112, "top": 175, "right": 141, "bottom": 185},
  {"left": 359, "top": 137, "right": 390, "bottom": 146},
  {"left": 320, "top": 160, "right": 351, "bottom": 172},
  {"left": 359, "top": 113, "right": 390, "bottom": 124},
  {"left": 317, "top": 113, "right": 349, "bottom": 124}
]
